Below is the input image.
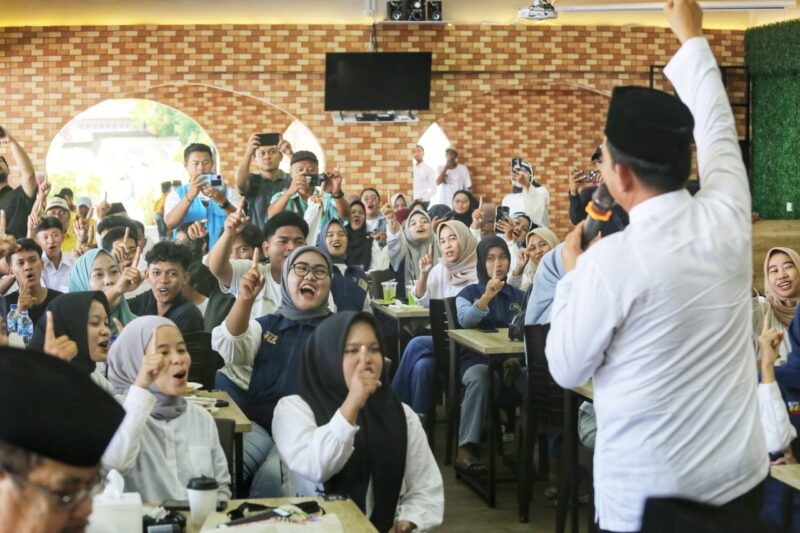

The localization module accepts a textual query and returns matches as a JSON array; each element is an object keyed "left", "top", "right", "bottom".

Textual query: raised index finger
[
  {"left": 0, "top": 210, "right": 6, "bottom": 237},
  {"left": 132, "top": 246, "right": 141, "bottom": 268},
  {"left": 428, "top": 243, "right": 433, "bottom": 257},
  {"left": 45, "top": 311, "right": 56, "bottom": 342},
  {"left": 123, "top": 227, "right": 129, "bottom": 244},
  {"left": 251, "top": 248, "right": 260, "bottom": 269},
  {"left": 479, "top": 195, "right": 484, "bottom": 209}
]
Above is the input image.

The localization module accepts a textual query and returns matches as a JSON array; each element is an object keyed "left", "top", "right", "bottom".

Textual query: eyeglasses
[
  {"left": 1, "top": 466, "right": 105, "bottom": 509},
  {"left": 290, "top": 262, "right": 330, "bottom": 280}
]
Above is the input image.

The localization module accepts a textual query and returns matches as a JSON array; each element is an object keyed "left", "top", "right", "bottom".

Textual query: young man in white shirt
[
  {"left": 412, "top": 145, "right": 436, "bottom": 204},
  {"left": 432, "top": 147, "right": 471, "bottom": 209},
  {"left": 35, "top": 217, "right": 72, "bottom": 293},
  {"left": 546, "top": 1, "right": 767, "bottom": 531}
]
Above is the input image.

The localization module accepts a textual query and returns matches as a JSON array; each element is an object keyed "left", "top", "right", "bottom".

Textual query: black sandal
[{"left": 455, "top": 456, "right": 488, "bottom": 476}]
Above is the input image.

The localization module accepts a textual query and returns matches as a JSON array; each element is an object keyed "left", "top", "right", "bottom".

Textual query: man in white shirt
[
  {"left": 35, "top": 217, "right": 72, "bottom": 293},
  {"left": 432, "top": 147, "right": 471, "bottom": 209},
  {"left": 412, "top": 145, "right": 436, "bottom": 204},
  {"left": 546, "top": 1, "right": 767, "bottom": 531}
]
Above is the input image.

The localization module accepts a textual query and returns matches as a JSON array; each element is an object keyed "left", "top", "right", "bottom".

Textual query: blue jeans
[
  {"left": 214, "top": 371, "right": 248, "bottom": 408},
  {"left": 391, "top": 336, "right": 437, "bottom": 420}
]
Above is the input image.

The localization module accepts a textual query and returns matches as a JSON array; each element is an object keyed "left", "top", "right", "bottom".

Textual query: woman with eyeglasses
[{"left": 212, "top": 246, "right": 333, "bottom": 498}]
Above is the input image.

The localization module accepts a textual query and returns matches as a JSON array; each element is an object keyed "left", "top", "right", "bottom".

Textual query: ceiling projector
[{"left": 518, "top": 0, "right": 558, "bottom": 20}]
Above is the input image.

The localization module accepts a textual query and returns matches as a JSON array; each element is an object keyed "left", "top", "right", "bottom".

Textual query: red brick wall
[{"left": 0, "top": 24, "right": 744, "bottom": 237}]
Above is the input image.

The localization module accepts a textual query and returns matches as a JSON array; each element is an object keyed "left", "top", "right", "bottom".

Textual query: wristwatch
[{"left": 332, "top": 191, "right": 344, "bottom": 199}]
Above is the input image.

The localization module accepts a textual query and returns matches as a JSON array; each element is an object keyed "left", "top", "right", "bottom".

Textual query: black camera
[{"left": 303, "top": 173, "right": 328, "bottom": 188}]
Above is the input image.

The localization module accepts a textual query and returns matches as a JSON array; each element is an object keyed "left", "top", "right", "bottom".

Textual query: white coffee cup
[{"left": 187, "top": 477, "right": 219, "bottom": 524}]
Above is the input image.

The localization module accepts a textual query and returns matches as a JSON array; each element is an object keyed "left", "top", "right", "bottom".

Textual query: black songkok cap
[
  {"left": 604, "top": 86, "right": 694, "bottom": 164},
  {"left": 290, "top": 150, "right": 319, "bottom": 166},
  {"left": 590, "top": 145, "right": 602, "bottom": 162},
  {"left": 0, "top": 347, "right": 124, "bottom": 467}
]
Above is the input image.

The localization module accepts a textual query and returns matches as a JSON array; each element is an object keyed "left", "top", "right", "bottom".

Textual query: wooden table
[
  {"left": 371, "top": 300, "right": 430, "bottom": 361},
  {"left": 192, "top": 390, "right": 252, "bottom": 498},
  {"left": 558, "top": 381, "right": 593, "bottom": 533},
  {"left": 183, "top": 497, "right": 377, "bottom": 533},
  {"left": 447, "top": 328, "right": 524, "bottom": 507}
]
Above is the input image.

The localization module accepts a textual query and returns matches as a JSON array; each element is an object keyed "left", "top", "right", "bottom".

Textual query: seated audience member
[
  {"left": 0, "top": 347, "right": 124, "bottom": 533},
  {"left": 316, "top": 219, "right": 370, "bottom": 312},
  {"left": 391, "top": 192, "right": 409, "bottom": 211},
  {"left": 208, "top": 209, "right": 309, "bottom": 320},
  {"left": 361, "top": 188, "right": 387, "bottom": 235},
  {"left": 452, "top": 189, "right": 479, "bottom": 228},
  {"left": 501, "top": 159, "right": 550, "bottom": 228},
  {"left": 432, "top": 147, "right": 471, "bottom": 209},
  {"left": 391, "top": 220, "right": 477, "bottom": 421},
  {"left": 508, "top": 228, "right": 561, "bottom": 293},
  {"left": 57, "top": 188, "right": 76, "bottom": 214},
  {"left": 385, "top": 206, "right": 438, "bottom": 300},
  {"left": 96, "top": 214, "right": 137, "bottom": 239},
  {"left": 104, "top": 316, "right": 231, "bottom": 502},
  {"left": 164, "top": 143, "right": 236, "bottom": 248},
  {"left": 35, "top": 217, "right": 72, "bottom": 293},
  {"left": 753, "top": 247, "right": 800, "bottom": 362},
  {"left": 568, "top": 145, "right": 629, "bottom": 235},
  {"left": 29, "top": 291, "right": 111, "bottom": 380},
  {"left": 497, "top": 212, "right": 533, "bottom": 274},
  {"left": 186, "top": 260, "right": 234, "bottom": 332},
  {"left": 75, "top": 196, "right": 97, "bottom": 245},
  {"left": 347, "top": 200, "right": 389, "bottom": 272},
  {"left": 102, "top": 226, "right": 139, "bottom": 269},
  {"left": 267, "top": 151, "right": 348, "bottom": 225},
  {"left": 273, "top": 311, "right": 444, "bottom": 532},
  {"left": 0, "top": 128, "right": 37, "bottom": 238},
  {"left": 212, "top": 246, "right": 332, "bottom": 497},
  {"left": 69, "top": 248, "right": 140, "bottom": 335},
  {"left": 5, "top": 239, "right": 62, "bottom": 325},
  {"left": 127, "top": 242, "right": 204, "bottom": 335},
  {"left": 45, "top": 197, "right": 79, "bottom": 254},
  {"left": 454, "top": 236, "right": 525, "bottom": 473},
  {"left": 236, "top": 132, "right": 292, "bottom": 231},
  {"left": 524, "top": 243, "right": 565, "bottom": 326}
]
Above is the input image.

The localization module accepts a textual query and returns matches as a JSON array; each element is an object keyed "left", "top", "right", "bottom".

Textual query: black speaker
[
  {"left": 407, "top": 0, "right": 425, "bottom": 21},
  {"left": 426, "top": 1, "right": 443, "bottom": 21},
  {"left": 387, "top": 1, "right": 405, "bottom": 21}
]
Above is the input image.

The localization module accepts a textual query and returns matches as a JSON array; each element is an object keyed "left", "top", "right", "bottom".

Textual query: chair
[
  {"left": 214, "top": 418, "right": 235, "bottom": 485},
  {"left": 184, "top": 331, "right": 224, "bottom": 390},
  {"left": 440, "top": 297, "right": 462, "bottom": 466},
  {"left": 428, "top": 299, "right": 451, "bottom": 457},
  {"left": 518, "top": 323, "right": 563, "bottom": 523},
  {"left": 367, "top": 269, "right": 397, "bottom": 300}
]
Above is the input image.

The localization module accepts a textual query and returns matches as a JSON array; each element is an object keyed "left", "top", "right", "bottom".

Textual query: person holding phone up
[
  {"left": 236, "top": 132, "right": 293, "bottom": 232},
  {"left": 501, "top": 158, "right": 550, "bottom": 229}
]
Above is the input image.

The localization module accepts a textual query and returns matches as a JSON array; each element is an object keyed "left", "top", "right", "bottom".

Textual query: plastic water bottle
[
  {"left": 18, "top": 311, "right": 33, "bottom": 344},
  {"left": 6, "top": 304, "right": 18, "bottom": 334}
]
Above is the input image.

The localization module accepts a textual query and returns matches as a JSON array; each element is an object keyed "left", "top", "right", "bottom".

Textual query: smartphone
[
  {"left": 478, "top": 327, "right": 498, "bottom": 333},
  {"left": 511, "top": 158, "right": 522, "bottom": 173},
  {"left": 162, "top": 500, "right": 227, "bottom": 512},
  {"left": 257, "top": 133, "right": 281, "bottom": 147},
  {"left": 215, "top": 399, "right": 229, "bottom": 408},
  {"left": 494, "top": 206, "right": 510, "bottom": 233},
  {"left": 200, "top": 174, "right": 224, "bottom": 189}
]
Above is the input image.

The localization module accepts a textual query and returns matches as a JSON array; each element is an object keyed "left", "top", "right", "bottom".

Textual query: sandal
[{"left": 455, "top": 456, "right": 488, "bottom": 477}]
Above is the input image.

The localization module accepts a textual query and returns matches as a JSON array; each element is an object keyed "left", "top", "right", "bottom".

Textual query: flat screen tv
[{"left": 325, "top": 52, "right": 432, "bottom": 112}]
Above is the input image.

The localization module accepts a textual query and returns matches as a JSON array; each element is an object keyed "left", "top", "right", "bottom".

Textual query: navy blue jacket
[
  {"left": 246, "top": 313, "right": 329, "bottom": 432},
  {"left": 331, "top": 264, "right": 369, "bottom": 311}
]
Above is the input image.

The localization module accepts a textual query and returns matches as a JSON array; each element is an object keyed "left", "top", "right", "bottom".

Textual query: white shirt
[
  {"left": 41, "top": 253, "right": 72, "bottom": 293},
  {"left": 102, "top": 386, "right": 232, "bottom": 503},
  {"left": 431, "top": 164, "right": 471, "bottom": 209},
  {"left": 545, "top": 38, "right": 767, "bottom": 532},
  {"left": 413, "top": 160, "right": 436, "bottom": 202},
  {"left": 416, "top": 263, "right": 475, "bottom": 308},
  {"left": 272, "top": 396, "right": 444, "bottom": 532},
  {"left": 502, "top": 185, "right": 551, "bottom": 228},
  {"left": 218, "top": 260, "right": 281, "bottom": 320}
]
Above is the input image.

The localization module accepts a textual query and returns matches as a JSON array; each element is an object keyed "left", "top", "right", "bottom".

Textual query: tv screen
[{"left": 325, "top": 52, "right": 432, "bottom": 112}]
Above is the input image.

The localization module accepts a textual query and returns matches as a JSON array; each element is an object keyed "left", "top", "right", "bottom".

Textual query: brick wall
[{"left": 0, "top": 24, "right": 744, "bottom": 237}]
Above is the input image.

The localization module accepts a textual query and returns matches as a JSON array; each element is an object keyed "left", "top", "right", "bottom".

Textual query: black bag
[{"left": 508, "top": 284, "right": 533, "bottom": 341}]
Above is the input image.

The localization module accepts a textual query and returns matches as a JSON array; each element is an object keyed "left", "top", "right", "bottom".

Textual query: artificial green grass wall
[{"left": 745, "top": 19, "right": 800, "bottom": 219}]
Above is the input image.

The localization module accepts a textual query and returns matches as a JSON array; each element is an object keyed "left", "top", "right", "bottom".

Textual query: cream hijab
[
  {"left": 437, "top": 220, "right": 478, "bottom": 287},
  {"left": 763, "top": 247, "right": 800, "bottom": 326}
]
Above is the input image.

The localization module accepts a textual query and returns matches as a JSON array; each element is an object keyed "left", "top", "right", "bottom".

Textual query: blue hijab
[{"left": 524, "top": 243, "right": 565, "bottom": 325}]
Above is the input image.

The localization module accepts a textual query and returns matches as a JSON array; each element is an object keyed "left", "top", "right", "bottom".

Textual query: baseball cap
[
  {"left": 45, "top": 197, "right": 70, "bottom": 212},
  {"left": 290, "top": 151, "right": 319, "bottom": 166},
  {"left": 76, "top": 196, "right": 92, "bottom": 208}
]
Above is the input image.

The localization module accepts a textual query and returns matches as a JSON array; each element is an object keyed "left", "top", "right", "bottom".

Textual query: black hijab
[
  {"left": 346, "top": 200, "right": 372, "bottom": 270},
  {"left": 299, "top": 312, "right": 407, "bottom": 532},
  {"left": 452, "top": 189, "right": 479, "bottom": 227},
  {"left": 476, "top": 236, "right": 511, "bottom": 285},
  {"left": 28, "top": 291, "right": 111, "bottom": 375}
]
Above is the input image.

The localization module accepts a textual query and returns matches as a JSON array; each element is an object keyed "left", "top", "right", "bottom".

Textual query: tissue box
[{"left": 86, "top": 492, "right": 142, "bottom": 533}]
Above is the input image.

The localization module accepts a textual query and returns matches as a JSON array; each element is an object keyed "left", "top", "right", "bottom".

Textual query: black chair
[
  {"left": 367, "top": 269, "right": 397, "bottom": 300},
  {"left": 434, "top": 297, "right": 461, "bottom": 465},
  {"left": 428, "top": 299, "right": 451, "bottom": 457},
  {"left": 518, "top": 323, "right": 563, "bottom": 523},
  {"left": 214, "top": 417, "right": 235, "bottom": 483},
  {"left": 184, "top": 331, "right": 223, "bottom": 390}
]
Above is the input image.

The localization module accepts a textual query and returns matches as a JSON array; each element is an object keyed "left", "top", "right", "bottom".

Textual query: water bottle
[
  {"left": 6, "top": 304, "right": 18, "bottom": 334},
  {"left": 18, "top": 311, "right": 33, "bottom": 344}
]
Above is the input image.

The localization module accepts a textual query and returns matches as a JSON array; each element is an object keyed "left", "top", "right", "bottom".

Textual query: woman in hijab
[
  {"left": 453, "top": 236, "right": 526, "bottom": 474},
  {"left": 753, "top": 247, "right": 800, "bottom": 363},
  {"left": 509, "top": 227, "right": 561, "bottom": 292},
  {"left": 348, "top": 200, "right": 390, "bottom": 272},
  {"left": 29, "top": 291, "right": 112, "bottom": 382},
  {"left": 272, "top": 312, "right": 443, "bottom": 533},
  {"left": 69, "top": 248, "right": 140, "bottom": 335},
  {"left": 316, "top": 218, "right": 370, "bottom": 312},
  {"left": 103, "top": 316, "right": 231, "bottom": 502},
  {"left": 385, "top": 207, "right": 438, "bottom": 300},
  {"left": 391, "top": 220, "right": 478, "bottom": 427},
  {"left": 211, "top": 245, "right": 332, "bottom": 498},
  {"left": 390, "top": 192, "right": 409, "bottom": 211},
  {"left": 452, "top": 189, "right": 479, "bottom": 228}
]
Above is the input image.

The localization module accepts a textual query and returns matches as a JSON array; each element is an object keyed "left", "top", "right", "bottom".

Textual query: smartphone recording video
[
  {"left": 257, "top": 133, "right": 281, "bottom": 147},
  {"left": 494, "top": 206, "right": 510, "bottom": 233}
]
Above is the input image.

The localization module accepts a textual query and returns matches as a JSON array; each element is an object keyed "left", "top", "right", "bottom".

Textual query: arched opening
[
  {"left": 45, "top": 99, "right": 215, "bottom": 224},
  {"left": 281, "top": 119, "right": 326, "bottom": 173},
  {"left": 417, "top": 122, "right": 452, "bottom": 173}
]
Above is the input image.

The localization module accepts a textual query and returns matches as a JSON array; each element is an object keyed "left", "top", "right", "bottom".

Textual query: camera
[
  {"left": 574, "top": 170, "right": 600, "bottom": 183},
  {"left": 303, "top": 173, "right": 328, "bottom": 188},
  {"left": 199, "top": 174, "right": 224, "bottom": 189}
]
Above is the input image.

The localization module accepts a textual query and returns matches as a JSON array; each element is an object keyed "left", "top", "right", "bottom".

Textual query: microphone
[{"left": 581, "top": 182, "right": 615, "bottom": 250}]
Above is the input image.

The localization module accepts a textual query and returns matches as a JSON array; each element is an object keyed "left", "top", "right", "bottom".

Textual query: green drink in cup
[
  {"left": 406, "top": 284, "right": 416, "bottom": 305},
  {"left": 381, "top": 281, "right": 397, "bottom": 303}
]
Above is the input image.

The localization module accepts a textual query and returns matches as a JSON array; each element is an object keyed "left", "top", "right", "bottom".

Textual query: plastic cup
[
  {"left": 381, "top": 281, "right": 397, "bottom": 303},
  {"left": 187, "top": 477, "right": 219, "bottom": 525},
  {"left": 406, "top": 285, "right": 416, "bottom": 305}
]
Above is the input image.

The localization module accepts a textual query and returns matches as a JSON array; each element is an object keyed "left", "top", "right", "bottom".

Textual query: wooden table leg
[
  {"left": 488, "top": 356, "right": 497, "bottom": 508},
  {"left": 234, "top": 433, "right": 245, "bottom": 498}
]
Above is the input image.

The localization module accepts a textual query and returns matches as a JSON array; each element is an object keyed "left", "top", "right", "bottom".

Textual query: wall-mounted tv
[{"left": 325, "top": 52, "right": 432, "bottom": 112}]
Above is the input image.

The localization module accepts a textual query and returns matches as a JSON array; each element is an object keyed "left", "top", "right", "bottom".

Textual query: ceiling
[{"left": 0, "top": 0, "right": 796, "bottom": 30}]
